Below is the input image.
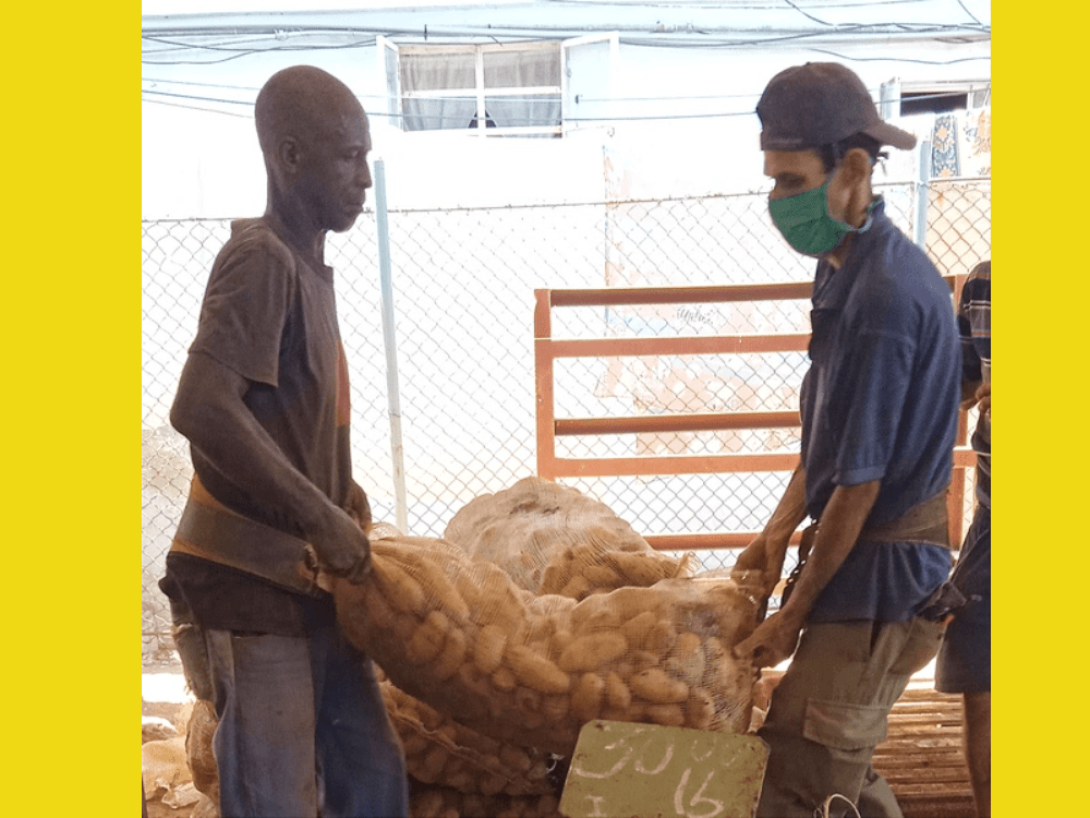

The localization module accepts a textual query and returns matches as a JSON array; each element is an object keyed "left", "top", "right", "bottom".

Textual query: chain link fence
[{"left": 142, "top": 178, "right": 989, "bottom": 663}]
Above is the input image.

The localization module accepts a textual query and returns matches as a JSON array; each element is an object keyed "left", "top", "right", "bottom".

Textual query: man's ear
[
  {"left": 837, "top": 147, "right": 874, "bottom": 225},
  {"left": 840, "top": 147, "right": 873, "bottom": 188},
  {"left": 276, "top": 136, "right": 301, "bottom": 175}
]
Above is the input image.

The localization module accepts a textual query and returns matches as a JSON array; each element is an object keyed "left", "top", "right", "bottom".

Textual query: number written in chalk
[{"left": 561, "top": 721, "right": 768, "bottom": 818}]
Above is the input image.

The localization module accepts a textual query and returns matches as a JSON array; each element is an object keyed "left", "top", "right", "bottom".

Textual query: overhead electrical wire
[
  {"left": 538, "top": 0, "right": 959, "bottom": 8},
  {"left": 142, "top": 85, "right": 987, "bottom": 124},
  {"left": 141, "top": 14, "right": 990, "bottom": 64}
]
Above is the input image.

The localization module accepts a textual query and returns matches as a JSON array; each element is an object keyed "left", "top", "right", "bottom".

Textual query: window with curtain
[{"left": 399, "top": 42, "right": 562, "bottom": 137}]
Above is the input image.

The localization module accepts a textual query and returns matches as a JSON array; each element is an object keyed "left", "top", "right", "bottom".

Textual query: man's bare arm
[
  {"left": 731, "top": 465, "right": 809, "bottom": 597},
  {"left": 171, "top": 351, "right": 371, "bottom": 580},
  {"left": 734, "top": 479, "right": 881, "bottom": 667}
]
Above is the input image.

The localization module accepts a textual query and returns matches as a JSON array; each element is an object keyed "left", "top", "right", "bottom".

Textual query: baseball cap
[{"left": 757, "top": 62, "right": 916, "bottom": 152}]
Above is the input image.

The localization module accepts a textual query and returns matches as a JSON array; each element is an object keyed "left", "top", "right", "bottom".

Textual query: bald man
[{"left": 159, "top": 66, "right": 408, "bottom": 817}]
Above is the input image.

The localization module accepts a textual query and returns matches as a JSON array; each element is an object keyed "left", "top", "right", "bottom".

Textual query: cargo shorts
[{"left": 756, "top": 617, "right": 946, "bottom": 818}]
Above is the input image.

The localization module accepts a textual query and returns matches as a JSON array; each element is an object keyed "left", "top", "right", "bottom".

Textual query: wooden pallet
[{"left": 871, "top": 686, "right": 976, "bottom": 818}]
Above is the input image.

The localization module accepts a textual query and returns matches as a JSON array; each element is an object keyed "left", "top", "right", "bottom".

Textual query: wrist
[{"left": 777, "top": 599, "right": 810, "bottom": 628}]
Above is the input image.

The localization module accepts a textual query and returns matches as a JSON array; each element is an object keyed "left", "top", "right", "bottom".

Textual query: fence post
[
  {"left": 373, "top": 159, "right": 409, "bottom": 533},
  {"left": 914, "top": 138, "right": 931, "bottom": 251},
  {"left": 879, "top": 78, "right": 900, "bottom": 121}
]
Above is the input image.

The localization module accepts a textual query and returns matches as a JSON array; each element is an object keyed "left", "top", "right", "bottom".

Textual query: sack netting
[
  {"left": 334, "top": 478, "right": 763, "bottom": 757},
  {"left": 179, "top": 478, "right": 765, "bottom": 816}
]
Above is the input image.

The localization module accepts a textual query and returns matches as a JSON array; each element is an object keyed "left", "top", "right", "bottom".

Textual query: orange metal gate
[{"left": 534, "top": 278, "right": 975, "bottom": 553}]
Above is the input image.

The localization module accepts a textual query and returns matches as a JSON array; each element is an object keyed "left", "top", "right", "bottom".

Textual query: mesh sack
[
  {"left": 410, "top": 783, "right": 561, "bottom": 818},
  {"left": 383, "top": 680, "right": 554, "bottom": 796},
  {"left": 442, "top": 477, "right": 690, "bottom": 594},
  {"left": 333, "top": 533, "right": 762, "bottom": 756}
]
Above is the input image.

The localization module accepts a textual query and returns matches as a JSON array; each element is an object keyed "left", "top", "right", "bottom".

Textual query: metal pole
[
  {"left": 373, "top": 159, "right": 409, "bottom": 533},
  {"left": 914, "top": 138, "right": 932, "bottom": 251},
  {"left": 879, "top": 78, "right": 900, "bottom": 121}
]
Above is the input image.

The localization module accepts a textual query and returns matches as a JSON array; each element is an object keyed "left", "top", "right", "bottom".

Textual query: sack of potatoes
[
  {"left": 441, "top": 477, "right": 693, "bottom": 597},
  {"left": 332, "top": 525, "right": 761, "bottom": 756},
  {"left": 409, "top": 783, "right": 562, "bottom": 818},
  {"left": 383, "top": 680, "right": 555, "bottom": 798}
]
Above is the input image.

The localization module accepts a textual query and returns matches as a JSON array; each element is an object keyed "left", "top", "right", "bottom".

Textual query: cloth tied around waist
[
  {"left": 169, "top": 476, "right": 327, "bottom": 597},
  {"left": 781, "top": 491, "right": 950, "bottom": 608}
]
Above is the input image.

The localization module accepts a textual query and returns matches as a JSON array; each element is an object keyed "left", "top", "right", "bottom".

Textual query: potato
[
  {"left": 474, "top": 624, "right": 508, "bottom": 675},
  {"left": 445, "top": 768, "right": 477, "bottom": 794},
  {"left": 567, "top": 544, "right": 607, "bottom": 578},
  {"left": 675, "top": 631, "right": 703, "bottom": 659},
  {"left": 621, "top": 610, "right": 658, "bottom": 646},
  {"left": 628, "top": 650, "right": 659, "bottom": 672},
  {"left": 547, "top": 628, "right": 572, "bottom": 661},
  {"left": 415, "top": 700, "right": 446, "bottom": 732},
  {"left": 476, "top": 567, "right": 530, "bottom": 627},
  {"left": 607, "top": 588, "right": 664, "bottom": 623},
  {"left": 433, "top": 626, "right": 467, "bottom": 681},
  {"left": 400, "top": 731, "right": 430, "bottom": 756},
  {"left": 608, "top": 551, "right": 668, "bottom": 586},
  {"left": 480, "top": 773, "right": 509, "bottom": 797},
  {"left": 646, "top": 620, "right": 677, "bottom": 652},
  {"left": 542, "top": 694, "right": 569, "bottom": 721},
  {"left": 499, "top": 745, "right": 533, "bottom": 773},
  {"left": 630, "top": 668, "right": 690, "bottom": 704},
  {"left": 417, "top": 744, "right": 450, "bottom": 784},
  {"left": 505, "top": 645, "right": 571, "bottom": 695},
  {"left": 491, "top": 666, "right": 518, "bottom": 692},
  {"left": 665, "top": 652, "right": 706, "bottom": 687},
  {"left": 646, "top": 703, "right": 686, "bottom": 727},
  {"left": 406, "top": 611, "right": 449, "bottom": 664},
  {"left": 411, "top": 789, "right": 445, "bottom": 817},
  {"left": 456, "top": 660, "right": 494, "bottom": 706},
  {"left": 581, "top": 607, "right": 625, "bottom": 632},
  {"left": 602, "top": 701, "right": 645, "bottom": 722},
  {"left": 527, "top": 615, "right": 556, "bottom": 644},
  {"left": 539, "top": 561, "right": 571, "bottom": 596},
  {"left": 372, "top": 558, "right": 426, "bottom": 614},
  {"left": 605, "top": 672, "right": 631, "bottom": 710},
  {"left": 569, "top": 594, "right": 615, "bottom": 632},
  {"left": 571, "top": 672, "right": 605, "bottom": 722},
  {"left": 559, "top": 575, "right": 591, "bottom": 600},
  {"left": 557, "top": 632, "right": 628, "bottom": 673},
  {"left": 582, "top": 564, "right": 624, "bottom": 587},
  {"left": 685, "top": 690, "right": 715, "bottom": 730},
  {"left": 396, "top": 553, "right": 470, "bottom": 621}
]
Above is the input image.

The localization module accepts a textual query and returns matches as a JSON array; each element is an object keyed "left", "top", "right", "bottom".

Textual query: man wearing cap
[{"left": 732, "top": 63, "right": 961, "bottom": 817}]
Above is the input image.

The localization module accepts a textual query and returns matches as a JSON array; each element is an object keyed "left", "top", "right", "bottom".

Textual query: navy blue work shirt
[{"left": 798, "top": 199, "right": 960, "bottom": 623}]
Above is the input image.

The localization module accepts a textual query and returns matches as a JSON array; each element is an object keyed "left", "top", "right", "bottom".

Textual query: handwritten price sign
[{"left": 560, "top": 721, "right": 769, "bottom": 818}]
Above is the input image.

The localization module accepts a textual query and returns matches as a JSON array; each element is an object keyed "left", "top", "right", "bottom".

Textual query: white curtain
[{"left": 400, "top": 46, "right": 561, "bottom": 133}]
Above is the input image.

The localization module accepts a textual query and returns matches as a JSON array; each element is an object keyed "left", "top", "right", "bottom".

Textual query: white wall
[{"left": 142, "top": 30, "right": 988, "bottom": 215}]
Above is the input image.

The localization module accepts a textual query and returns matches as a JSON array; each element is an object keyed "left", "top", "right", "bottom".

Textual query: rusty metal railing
[{"left": 534, "top": 278, "right": 974, "bottom": 552}]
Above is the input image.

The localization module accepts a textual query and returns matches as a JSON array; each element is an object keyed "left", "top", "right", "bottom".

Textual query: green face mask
[{"left": 768, "top": 176, "right": 855, "bottom": 258}]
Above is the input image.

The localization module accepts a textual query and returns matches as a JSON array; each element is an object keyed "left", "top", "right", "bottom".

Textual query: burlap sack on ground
[
  {"left": 333, "top": 532, "right": 761, "bottom": 756},
  {"left": 442, "top": 477, "right": 691, "bottom": 596}
]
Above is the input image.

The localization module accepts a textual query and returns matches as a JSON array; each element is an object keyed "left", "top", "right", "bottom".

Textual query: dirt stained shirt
[{"left": 161, "top": 217, "right": 355, "bottom": 635}]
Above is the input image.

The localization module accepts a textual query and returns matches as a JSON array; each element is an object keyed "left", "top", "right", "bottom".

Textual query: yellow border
[{"left": 6, "top": 3, "right": 137, "bottom": 816}]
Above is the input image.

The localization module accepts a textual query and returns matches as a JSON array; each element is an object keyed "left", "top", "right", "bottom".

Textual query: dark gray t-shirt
[{"left": 162, "top": 218, "right": 354, "bottom": 634}]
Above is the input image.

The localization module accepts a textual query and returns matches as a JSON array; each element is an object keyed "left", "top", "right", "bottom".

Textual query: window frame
[{"left": 379, "top": 34, "right": 618, "bottom": 138}]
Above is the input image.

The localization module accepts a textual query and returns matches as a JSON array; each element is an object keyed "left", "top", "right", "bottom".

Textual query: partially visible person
[
  {"left": 158, "top": 65, "right": 408, "bottom": 817},
  {"left": 935, "top": 259, "right": 991, "bottom": 818},
  {"left": 731, "top": 62, "right": 961, "bottom": 818}
]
